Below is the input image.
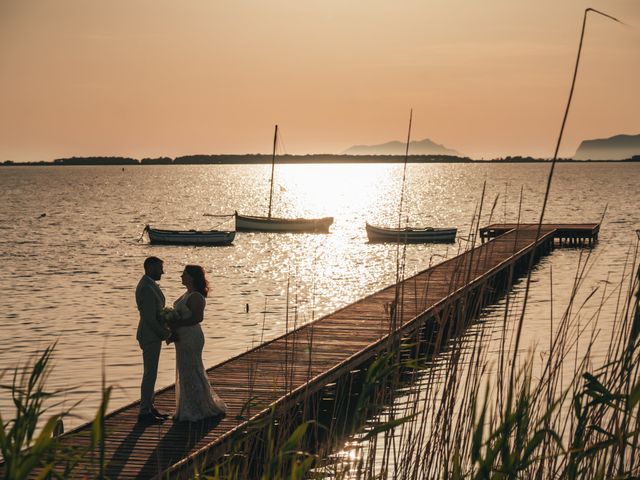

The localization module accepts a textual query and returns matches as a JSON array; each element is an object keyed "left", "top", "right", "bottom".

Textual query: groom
[{"left": 135, "top": 256, "right": 171, "bottom": 425}]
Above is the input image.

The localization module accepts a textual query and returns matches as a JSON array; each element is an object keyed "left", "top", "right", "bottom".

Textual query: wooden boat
[
  {"left": 366, "top": 222, "right": 457, "bottom": 243},
  {"left": 235, "top": 125, "right": 334, "bottom": 233},
  {"left": 145, "top": 225, "right": 235, "bottom": 246},
  {"left": 236, "top": 212, "right": 333, "bottom": 233},
  {"left": 365, "top": 110, "right": 457, "bottom": 244}
]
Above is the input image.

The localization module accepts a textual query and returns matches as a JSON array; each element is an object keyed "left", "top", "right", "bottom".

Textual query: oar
[{"left": 203, "top": 213, "right": 236, "bottom": 230}]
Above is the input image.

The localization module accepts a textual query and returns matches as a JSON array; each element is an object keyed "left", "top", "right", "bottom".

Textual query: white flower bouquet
[
  {"left": 161, "top": 303, "right": 192, "bottom": 344},
  {"left": 160, "top": 303, "right": 192, "bottom": 326},
  {"left": 160, "top": 307, "right": 179, "bottom": 324}
]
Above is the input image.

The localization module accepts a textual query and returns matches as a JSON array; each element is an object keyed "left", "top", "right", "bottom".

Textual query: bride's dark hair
[{"left": 185, "top": 265, "right": 209, "bottom": 297}]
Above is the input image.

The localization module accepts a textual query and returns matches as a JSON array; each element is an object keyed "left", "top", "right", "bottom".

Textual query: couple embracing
[{"left": 135, "top": 256, "right": 227, "bottom": 425}]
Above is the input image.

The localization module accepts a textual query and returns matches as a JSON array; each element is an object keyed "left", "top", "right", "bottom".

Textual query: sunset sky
[{"left": 1, "top": 0, "right": 638, "bottom": 162}]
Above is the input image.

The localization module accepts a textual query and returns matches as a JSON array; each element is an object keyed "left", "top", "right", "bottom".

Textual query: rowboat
[
  {"left": 145, "top": 225, "right": 235, "bottom": 246},
  {"left": 366, "top": 222, "right": 457, "bottom": 243},
  {"left": 365, "top": 110, "right": 456, "bottom": 244},
  {"left": 236, "top": 212, "right": 333, "bottom": 233},
  {"left": 235, "top": 125, "right": 334, "bottom": 233}
]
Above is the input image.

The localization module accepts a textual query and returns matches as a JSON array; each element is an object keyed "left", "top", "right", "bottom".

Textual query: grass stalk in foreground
[{"left": 0, "top": 344, "right": 111, "bottom": 479}]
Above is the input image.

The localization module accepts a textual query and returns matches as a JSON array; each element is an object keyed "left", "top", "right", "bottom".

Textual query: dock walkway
[{"left": 14, "top": 223, "right": 600, "bottom": 478}]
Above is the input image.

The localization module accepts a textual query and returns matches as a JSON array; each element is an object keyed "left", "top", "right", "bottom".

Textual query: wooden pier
[
  {"left": 480, "top": 223, "right": 600, "bottom": 246},
  {"left": 10, "top": 223, "right": 600, "bottom": 478}
]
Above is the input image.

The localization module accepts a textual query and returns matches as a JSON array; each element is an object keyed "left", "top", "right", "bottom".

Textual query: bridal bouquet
[
  {"left": 160, "top": 307, "right": 181, "bottom": 345},
  {"left": 161, "top": 303, "right": 191, "bottom": 344},
  {"left": 160, "top": 303, "right": 192, "bottom": 326},
  {"left": 160, "top": 307, "right": 180, "bottom": 324}
]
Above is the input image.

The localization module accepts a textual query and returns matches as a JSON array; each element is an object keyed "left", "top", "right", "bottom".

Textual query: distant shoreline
[{"left": 2, "top": 154, "right": 639, "bottom": 166}]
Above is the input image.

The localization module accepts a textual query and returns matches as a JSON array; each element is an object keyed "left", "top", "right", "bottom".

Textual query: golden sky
[{"left": 0, "top": 0, "right": 638, "bottom": 161}]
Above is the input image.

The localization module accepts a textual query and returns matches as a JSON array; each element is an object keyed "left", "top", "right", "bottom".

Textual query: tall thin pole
[
  {"left": 393, "top": 109, "right": 413, "bottom": 332},
  {"left": 532, "top": 8, "right": 622, "bottom": 241},
  {"left": 397, "top": 109, "right": 413, "bottom": 229},
  {"left": 508, "top": 7, "right": 623, "bottom": 390},
  {"left": 267, "top": 124, "right": 278, "bottom": 219}
]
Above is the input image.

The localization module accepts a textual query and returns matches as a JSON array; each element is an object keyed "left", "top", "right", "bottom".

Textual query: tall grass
[
  {"left": 0, "top": 344, "right": 65, "bottom": 479},
  {"left": 0, "top": 344, "right": 111, "bottom": 479},
  {"left": 304, "top": 243, "right": 640, "bottom": 479}
]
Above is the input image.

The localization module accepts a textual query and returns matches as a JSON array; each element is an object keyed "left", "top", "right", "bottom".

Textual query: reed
[
  {"left": 288, "top": 243, "right": 639, "bottom": 480},
  {"left": 0, "top": 343, "right": 113, "bottom": 479},
  {"left": 0, "top": 344, "right": 64, "bottom": 479}
]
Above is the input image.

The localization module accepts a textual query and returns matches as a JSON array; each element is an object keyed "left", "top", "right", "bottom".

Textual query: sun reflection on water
[{"left": 267, "top": 163, "right": 399, "bottom": 221}]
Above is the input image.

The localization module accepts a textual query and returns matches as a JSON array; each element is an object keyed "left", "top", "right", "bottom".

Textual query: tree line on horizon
[{"left": 3, "top": 153, "right": 640, "bottom": 166}]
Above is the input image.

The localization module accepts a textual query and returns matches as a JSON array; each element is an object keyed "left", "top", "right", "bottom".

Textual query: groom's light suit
[{"left": 135, "top": 274, "right": 169, "bottom": 413}]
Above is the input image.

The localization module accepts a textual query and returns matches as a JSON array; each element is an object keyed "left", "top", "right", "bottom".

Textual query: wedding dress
[{"left": 173, "top": 292, "right": 227, "bottom": 422}]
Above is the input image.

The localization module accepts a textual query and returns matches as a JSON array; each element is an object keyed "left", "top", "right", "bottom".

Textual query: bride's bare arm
[
  {"left": 185, "top": 294, "right": 205, "bottom": 324},
  {"left": 171, "top": 293, "right": 205, "bottom": 328}
]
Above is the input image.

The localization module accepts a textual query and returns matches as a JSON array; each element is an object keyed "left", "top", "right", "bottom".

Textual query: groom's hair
[{"left": 144, "top": 256, "right": 163, "bottom": 271}]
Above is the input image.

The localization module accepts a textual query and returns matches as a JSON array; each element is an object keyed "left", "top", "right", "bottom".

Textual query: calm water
[{"left": 0, "top": 163, "right": 638, "bottom": 429}]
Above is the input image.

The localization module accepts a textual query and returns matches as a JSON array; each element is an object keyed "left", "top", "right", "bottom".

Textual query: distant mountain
[
  {"left": 573, "top": 134, "right": 640, "bottom": 160},
  {"left": 343, "top": 138, "right": 460, "bottom": 156}
]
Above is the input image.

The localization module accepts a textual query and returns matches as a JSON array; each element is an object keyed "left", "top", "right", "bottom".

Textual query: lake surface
[{"left": 0, "top": 163, "right": 638, "bottom": 431}]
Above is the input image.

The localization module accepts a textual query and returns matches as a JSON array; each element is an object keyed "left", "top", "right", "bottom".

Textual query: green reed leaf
[
  {"left": 628, "top": 382, "right": 640, "bottom": 409},
  {"left": 279, "top": 421, "right": 312, "bottom": 456}
]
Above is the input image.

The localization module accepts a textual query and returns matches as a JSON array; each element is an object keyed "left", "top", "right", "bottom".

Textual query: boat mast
[
  {"left": 267, "top": 124, "right": 278, "bottom": 219},
  {"left": 397, "top": 109, "right": 413, "bottom": 229}
]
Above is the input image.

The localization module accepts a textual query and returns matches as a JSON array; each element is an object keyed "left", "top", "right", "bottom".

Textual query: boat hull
[
  {"left": 146, "top": 226, "right": 235, "bottom": 246},
  {"left": 366, "top": 223, "right": 456, "bottom": 243},
  {"left": 236, "top": 213, "right": 333, "bottom": 233}
]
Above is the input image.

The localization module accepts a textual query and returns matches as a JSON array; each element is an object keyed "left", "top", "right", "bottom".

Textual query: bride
[{"left": 169, "top": 265, "right": 227, "bottom": 422}]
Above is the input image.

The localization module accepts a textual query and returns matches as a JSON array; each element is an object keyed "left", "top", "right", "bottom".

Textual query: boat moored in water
[
  {"left": 235, "top": 212, "right": 333, "bottom": 233},
  {"left": 235, "top": 124, "right": 334, "bottom": 234},
  {"left": 144, "top": 225, "right": 235, "bottom": 246},
  {"left": 365, "top": 111, "right": 456, "bottom": 244},
  {"left": 365, "top": 222, "right": 457, "bottom": 243}
]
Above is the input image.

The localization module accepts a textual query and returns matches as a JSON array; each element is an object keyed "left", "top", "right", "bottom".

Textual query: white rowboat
[
  {"left": 236, "top": 125, "right": 333, "bottom": 234},
  {"left": 235, "top": 213, "right": 333, "bottom": 233}
]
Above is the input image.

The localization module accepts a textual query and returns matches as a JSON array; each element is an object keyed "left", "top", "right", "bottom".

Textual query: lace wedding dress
[{"left": 173, "top": 292, "right": 227, "bottom": 422}]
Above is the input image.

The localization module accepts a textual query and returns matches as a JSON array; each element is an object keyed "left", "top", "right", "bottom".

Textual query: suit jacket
[{"left": 135, "top": 275, "right": 168, "bottom": 345}]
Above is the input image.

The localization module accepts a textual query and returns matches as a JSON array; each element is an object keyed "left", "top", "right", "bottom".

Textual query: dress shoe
[
  {"left": 137, "top": 412, "right": 165, "bottom": 425},
  {"left": 151, "top": 407, "right": 170, "bottom": 419}
]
